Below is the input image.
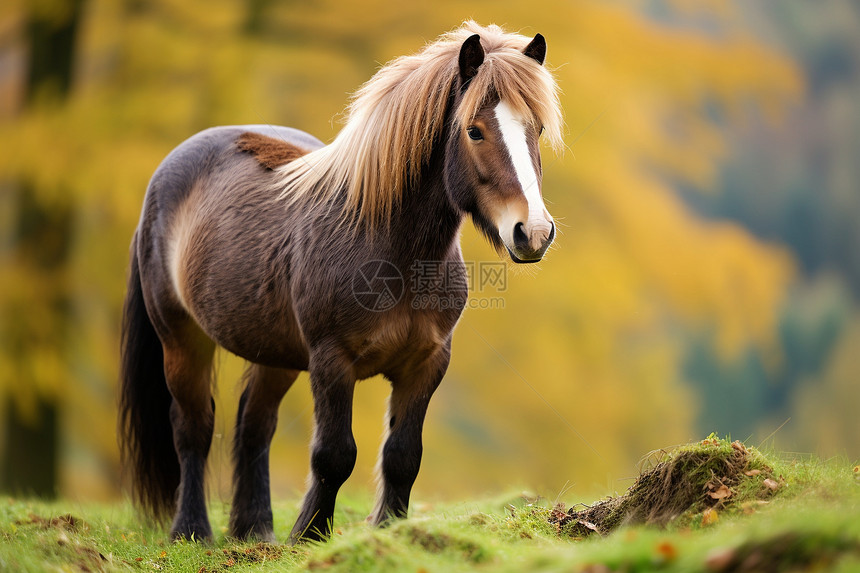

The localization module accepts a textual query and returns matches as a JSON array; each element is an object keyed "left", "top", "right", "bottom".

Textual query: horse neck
[{"left": 387, "top": 146, "right": 463, "bottom": 263}]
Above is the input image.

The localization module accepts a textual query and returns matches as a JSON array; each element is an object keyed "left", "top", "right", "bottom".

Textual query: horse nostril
[{"left": 513, "top": 222, "right": 529, "bottom": 250}]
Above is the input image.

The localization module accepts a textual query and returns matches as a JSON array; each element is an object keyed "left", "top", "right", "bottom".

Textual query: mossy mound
[{"left": 550, "top": 438, "right": 783, "bottom": 537}]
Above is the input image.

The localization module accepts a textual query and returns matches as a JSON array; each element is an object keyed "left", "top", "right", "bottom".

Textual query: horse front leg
[
  {"left": 230, "top": 365, "right": 299, "bottom": 542},
  {"left": 290, "top": 349, "right": 357, "bottom": 543},
  {"left": 371, "top": 343, "right": 450, "bottom": 525}
]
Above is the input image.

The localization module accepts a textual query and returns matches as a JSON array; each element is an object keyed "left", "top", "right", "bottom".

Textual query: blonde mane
[{"left": 276, "top": 21, "right": 563, "bottom": 225}]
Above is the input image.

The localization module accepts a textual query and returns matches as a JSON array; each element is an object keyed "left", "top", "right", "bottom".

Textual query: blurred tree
[
  {"left": 0, "top": 0, "right": 804, "bottom": 500},
  {"left": 0, "top": 0, "right": 83, "bottom": 498},
  {"left": 787, "top": 315, "right": 860, "bottom": 457},
  {"left": 684, "top": 278, "right": 850, "bottom": 443},
  {"left": 678, "top": 2, "right": 860, "bottom": 457}
]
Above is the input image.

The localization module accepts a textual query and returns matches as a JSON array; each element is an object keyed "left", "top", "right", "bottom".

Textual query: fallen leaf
[
  {"left": 744, "top": 469, "right": 761, "bottom": 476},
  {"left": 709, "top": 485, "right": 731, "bottom": 500},
  {"left": 763, "top": 478, "right": 780, "bottom": 491},
  {"left": 579, "top": 520, "right": 599, "bottom": 532},
  {"left": 655, "top": 540, "right": 678, "bottom": 562},
  {"left": 550, "top": 504, "right": 567, "bottom": 522},
  {"left": 702, "top": 507, "right": 719, "bottom": 525}
]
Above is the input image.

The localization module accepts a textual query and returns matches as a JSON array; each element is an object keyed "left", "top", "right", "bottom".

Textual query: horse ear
[
  {"left": 459, "top": 34, "right": 484, "bottom": 85},
  {"left": 523, "top": 33, "right": 546, "bottom": 65}
]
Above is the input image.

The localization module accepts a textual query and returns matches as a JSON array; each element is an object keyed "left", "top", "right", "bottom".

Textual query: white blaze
[{"left": 494, "top": 100, "right": 544, "bottom": 218}]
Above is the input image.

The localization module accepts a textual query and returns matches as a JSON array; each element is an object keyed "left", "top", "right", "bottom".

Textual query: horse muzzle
[{"left": 504, "top": 217, "right": 555, "bottom": 263}]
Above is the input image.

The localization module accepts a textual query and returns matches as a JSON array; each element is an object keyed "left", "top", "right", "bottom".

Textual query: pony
[{"left": 120, "top": 21, "right": 562, "bottom": 544}]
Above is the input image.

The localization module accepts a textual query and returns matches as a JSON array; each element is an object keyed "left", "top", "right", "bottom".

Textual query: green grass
[{"left": 1, "top": 441, "right": 859, "bottom": 572}]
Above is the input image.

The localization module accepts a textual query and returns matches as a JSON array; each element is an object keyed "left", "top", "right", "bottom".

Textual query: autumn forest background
[{"left": 0, "top": 0, "right": 858, "bottom": 506}]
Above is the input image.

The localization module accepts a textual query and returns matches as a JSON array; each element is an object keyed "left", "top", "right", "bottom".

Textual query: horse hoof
[
  {"left": 229, "top": 520, "right": 277, "bottom": 544},
  {"left": 170, "top": 525, "right": 213, "bottom": 544},
  {"left": 244, "top": 529, "right": 276, "bottom": 544}
]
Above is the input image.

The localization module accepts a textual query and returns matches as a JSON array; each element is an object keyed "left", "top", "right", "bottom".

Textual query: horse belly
[
  {"left": 217, "top": 316, "right": 309, "bottom": 370},
  {"left": 187, "top": 276, "right": 310, "bottom": 370},
  {"left": 168, "top": 209, "right": 309, "bottom": 369}
]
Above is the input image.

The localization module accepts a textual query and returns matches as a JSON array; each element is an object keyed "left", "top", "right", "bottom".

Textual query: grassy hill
[{"left": 1, "top": 438, "right": 858, "bottom": 572}]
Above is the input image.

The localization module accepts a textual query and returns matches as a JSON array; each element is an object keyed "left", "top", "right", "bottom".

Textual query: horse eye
[{"left": 466, "top": 126, "right": 483, "bottom": 141}]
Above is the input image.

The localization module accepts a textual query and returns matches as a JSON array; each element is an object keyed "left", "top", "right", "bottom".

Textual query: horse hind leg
[
  {"left": 161, "top": 325, "right": 217, "bottom": 542},
  {"left": 230, "top": 364, "right": 299, "bottom": 542}
]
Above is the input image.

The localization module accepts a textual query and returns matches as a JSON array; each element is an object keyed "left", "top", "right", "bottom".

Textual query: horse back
[{"left": 136, "top": 125, "right": 323, "bottom": 367}]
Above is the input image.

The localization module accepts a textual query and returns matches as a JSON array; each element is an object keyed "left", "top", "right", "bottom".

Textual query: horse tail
[{"left": 119, "top": 232, "right": 179, "bottom": 521}]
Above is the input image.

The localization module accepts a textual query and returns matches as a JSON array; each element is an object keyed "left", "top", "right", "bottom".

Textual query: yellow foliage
[{"left": 0, "top": 0, "right": 802, "bottom": 499}]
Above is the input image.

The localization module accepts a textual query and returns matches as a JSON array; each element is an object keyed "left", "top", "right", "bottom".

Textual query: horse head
[{"left": 445, "top": 32, "right": 556, "bottom": 263}]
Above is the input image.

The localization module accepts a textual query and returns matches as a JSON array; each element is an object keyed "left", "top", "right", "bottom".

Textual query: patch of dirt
[
  {"left": 549, "top": 440, "right": 782, "bottom": 537},
  {"left": 396, "top": 525, "right": 485, "bottom": 562},
  {"left": 13, "top": 513, "right": 106, "bottom": 572},
  {"left": 15, "top": 513, "right": 87, "bottom": 532},
  {"left": 222, "top": 542, "right": 285, "bottom": 563},
  {"left": 196, "top": 543, "right": 290, "bottom": 571},
  {"left": 72, "top": 546, "right": 108, "bottom": 572}
]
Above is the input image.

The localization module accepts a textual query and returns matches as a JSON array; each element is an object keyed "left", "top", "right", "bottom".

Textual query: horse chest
[{"left": 347, "top": 305, "right": 456, "bottom": 379}]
